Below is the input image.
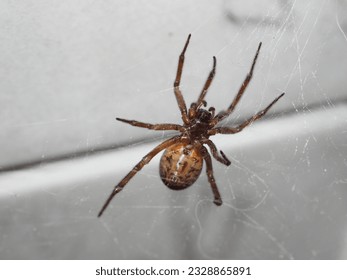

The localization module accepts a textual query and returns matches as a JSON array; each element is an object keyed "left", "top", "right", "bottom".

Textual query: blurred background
[{"left": 0, "top": 0, "right": 347, "bottom": 259}]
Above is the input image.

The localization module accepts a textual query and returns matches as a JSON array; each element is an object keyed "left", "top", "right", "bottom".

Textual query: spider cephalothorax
[{"left": 98, "top": 34, "right": 284, "bottom": 217}]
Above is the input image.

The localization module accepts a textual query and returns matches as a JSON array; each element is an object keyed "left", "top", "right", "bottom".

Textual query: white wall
[{"left": 1, "top": 0, "right": 346, "bottom": 169}]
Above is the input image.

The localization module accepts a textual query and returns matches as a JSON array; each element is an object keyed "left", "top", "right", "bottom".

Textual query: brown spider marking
[
  {"left": 97, "top": 34, "right": 285, "bottom": 217},
  {"left": 159, "top": 142, "right": 203, "bottom": 190}
]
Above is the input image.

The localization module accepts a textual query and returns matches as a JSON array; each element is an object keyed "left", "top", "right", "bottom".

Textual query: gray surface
[
  {"left": 1, "top": 105, "right": 346, "bottom": 259},
  {"left": 1, "top": 0, "right": 347, "bottom": 168}
]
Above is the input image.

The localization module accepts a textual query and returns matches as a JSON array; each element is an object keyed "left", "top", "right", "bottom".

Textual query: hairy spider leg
[
  {"left": 174, "top": 34, "right": 191, "bottom": 125},
  {"left": 196, "top": 56, "right": 216, "bottom": 108},
  {"left": 210, "top": 42, "right": 262, "bottom": 126},
  {"left": 116, "top": 118, "right": 185, "bottom": 132},
  {"left": 202, "top": 139, "right": 231, "bottom": 166},
  {"left": 208, "top": 92, "right": 285, "bottom": 136},
  {"left": 200, "top": 145, "right": 222, "bottom": 206},
  {"left": 98, "top": 136, "right": 181, "bottom": 217}
]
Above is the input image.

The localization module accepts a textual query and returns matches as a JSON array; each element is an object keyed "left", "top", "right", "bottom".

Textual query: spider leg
[
  {"left": 200, "top": 146, "right": 222, "bottom": 206},
  {"left": 203, "top": 139, "right": 231, "bottom": 166},
  {"left": 116, "top": 118, "right": 185, "bottom": 132},
  {"left": 208, "top": 93, "right": 285, "bottom": 136},
  {"left": 174, "top": 34, "right": 191, "bottom": 125},
  {"left": 210, "top": 42, "right": 262, "bottom": 126},
  {"left": 98, "top": 136, "right": 181, "bottom": 217},
  {"left": 194, "top": 56, "right": 217, "bottom": 111}
]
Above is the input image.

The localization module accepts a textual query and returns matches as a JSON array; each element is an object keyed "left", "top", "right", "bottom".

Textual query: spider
[{"left": 98, "top": 34, "right": 284, "bottom": 217}]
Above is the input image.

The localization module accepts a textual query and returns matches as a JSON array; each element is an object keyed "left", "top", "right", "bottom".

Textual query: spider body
[
  {"left": 159, "top": 106, "right": 215, "bottom": 189},
  {"left": 159, "top": 141, "right": 203, "bottom": 190},
  {"left": 184, "top": 121, "right": 210, "bottom": 142},
  {"left": 97, "top": 34, "right": 284, "bottom": 217}
]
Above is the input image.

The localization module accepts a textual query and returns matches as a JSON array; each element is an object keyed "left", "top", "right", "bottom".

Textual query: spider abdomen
[{"left": 159, "top": 143, "right": 203, "bottom": 190}]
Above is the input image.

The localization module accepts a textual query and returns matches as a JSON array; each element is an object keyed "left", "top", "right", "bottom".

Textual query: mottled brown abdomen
[{"left": 159, "top": 143, "right": 203, "bottom": 190}]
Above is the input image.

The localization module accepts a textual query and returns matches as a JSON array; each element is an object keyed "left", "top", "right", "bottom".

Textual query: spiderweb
[{"left": 0, "top": 0, "right": 347, "bottom": 260}]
